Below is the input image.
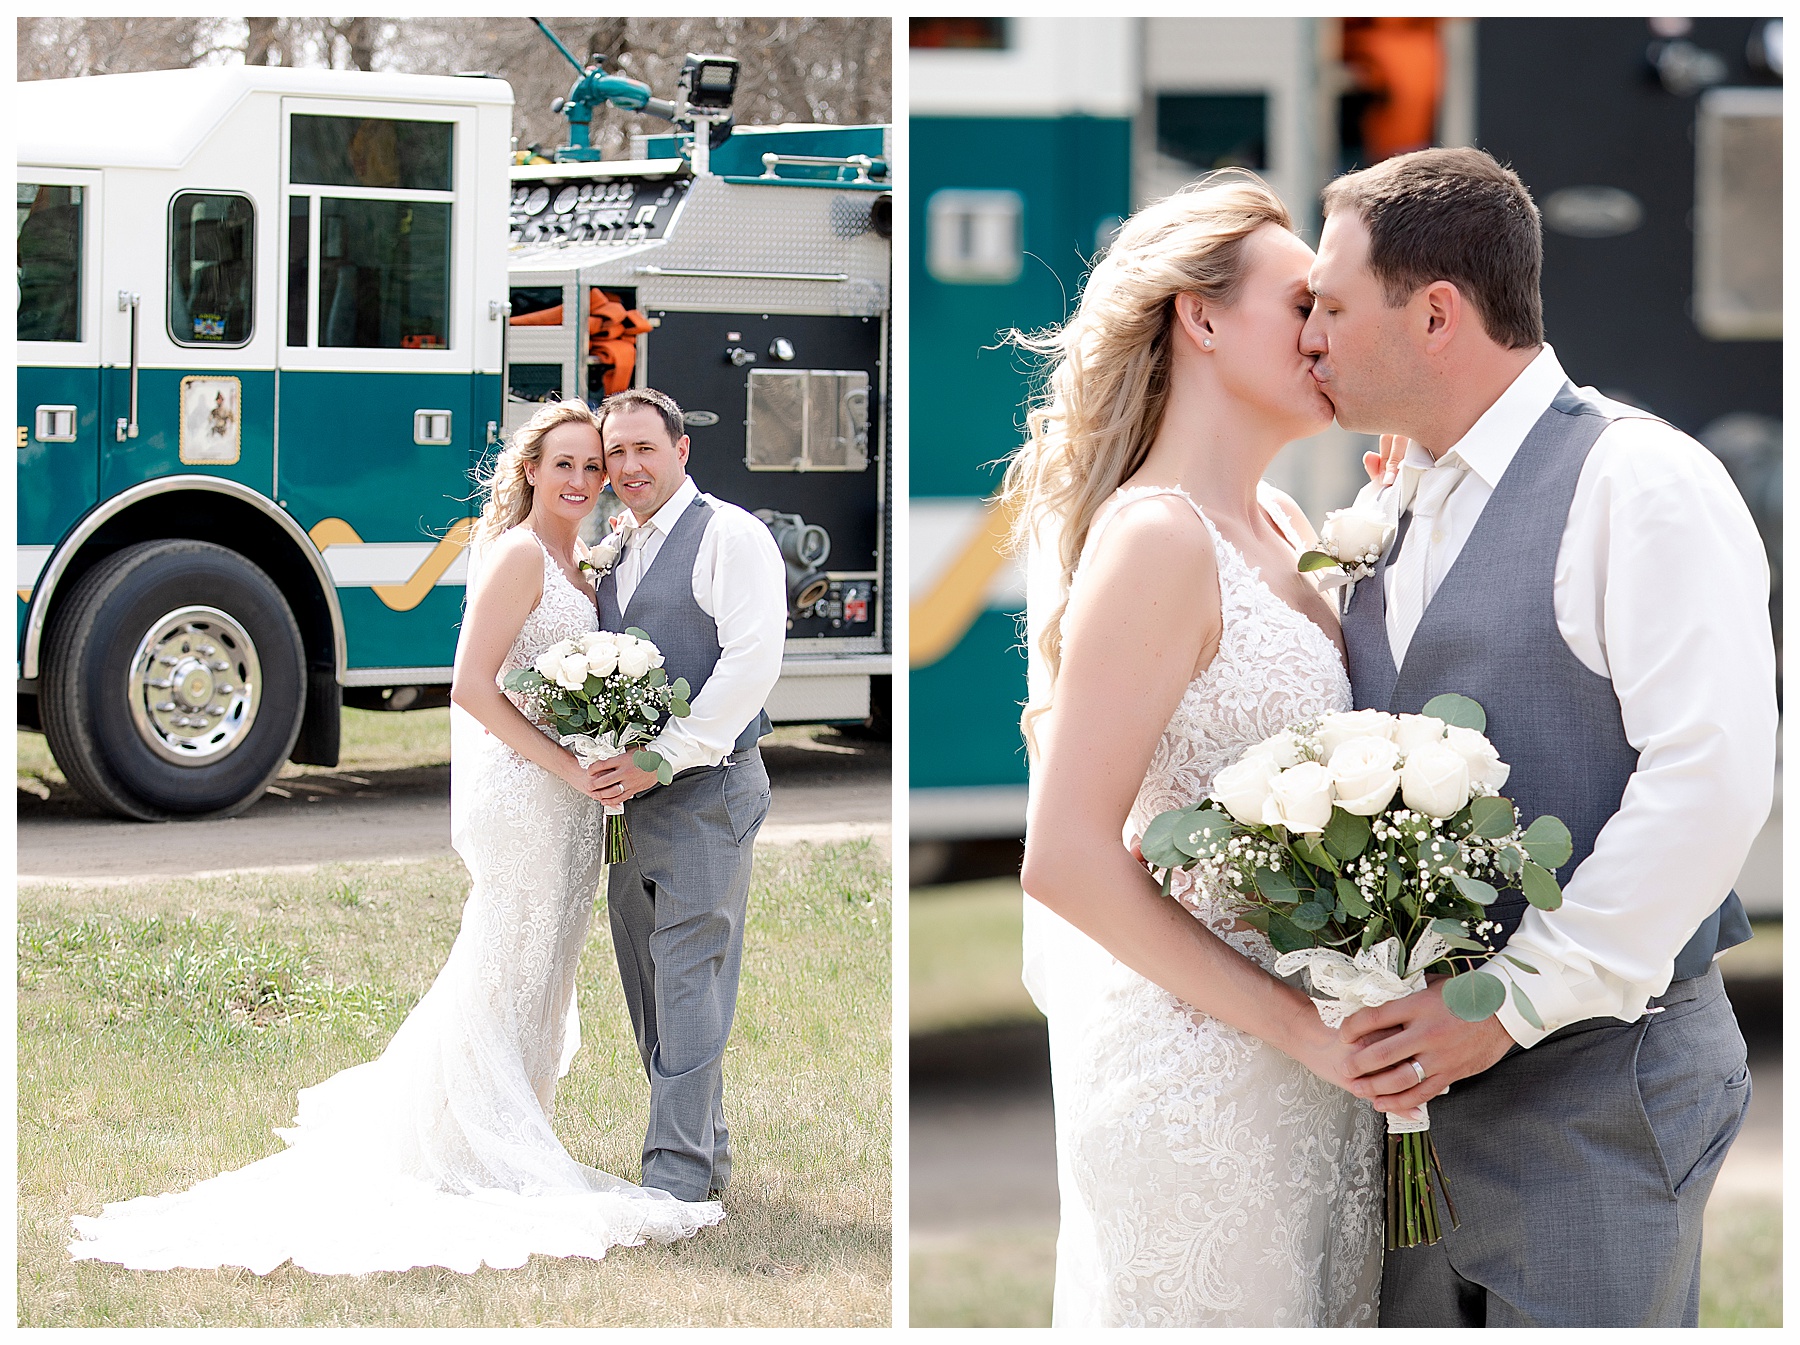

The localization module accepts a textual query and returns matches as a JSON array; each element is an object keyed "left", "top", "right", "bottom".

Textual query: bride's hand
[
  {"left": 1362, "top": 434, "right": 1409, "bottom": 487},
  {"left": 558, "top": 753, "right": 611, "bottom": 801},
  {"left": 1284, "top": 1004, "right": 1404, "bottom": 1096}
]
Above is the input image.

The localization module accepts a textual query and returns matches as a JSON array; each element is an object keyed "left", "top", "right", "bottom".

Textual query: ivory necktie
[
  {"left": 616, "top": 521, "right": 650, "bottom": 610},
  {"left": 1386, "top": 457, "right": 1469, "bottom": 666}
]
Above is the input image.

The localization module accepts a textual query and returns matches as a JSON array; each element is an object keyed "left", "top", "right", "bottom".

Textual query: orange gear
[
  {"left": 1342, "top": 18, "right": 1444, "bottom": 163},
  {"left": 508, "top": 288, "right": 653, "bottom": 396}
]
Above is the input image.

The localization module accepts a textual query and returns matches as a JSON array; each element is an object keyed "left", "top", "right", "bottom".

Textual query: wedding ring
[{"left": 1409, "top": 1059, "right": 1426, "bottom": 1085}]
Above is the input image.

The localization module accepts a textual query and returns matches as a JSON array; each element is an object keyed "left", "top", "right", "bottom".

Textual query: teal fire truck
[{"left": 18, "top": 53, "right": 892, "bottom": 822}]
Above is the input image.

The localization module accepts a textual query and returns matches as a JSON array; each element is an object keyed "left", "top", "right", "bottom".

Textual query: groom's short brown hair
[{"left": 1322, "top": 147, "right": 1544, "bottom": 350}]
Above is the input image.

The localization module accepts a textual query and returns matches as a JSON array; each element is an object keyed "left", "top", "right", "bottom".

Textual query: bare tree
[{"left": 20, "top": 16, "right": 892, "bottom": 156}]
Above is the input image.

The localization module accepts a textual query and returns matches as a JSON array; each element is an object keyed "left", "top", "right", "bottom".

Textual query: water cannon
[{"left": 531, "top": 22, "right": 739, "bottom": 172}]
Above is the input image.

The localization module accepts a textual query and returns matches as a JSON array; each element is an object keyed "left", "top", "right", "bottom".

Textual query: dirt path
[{"left": 18, "top": 737, "right": 890, "bottom": 882}]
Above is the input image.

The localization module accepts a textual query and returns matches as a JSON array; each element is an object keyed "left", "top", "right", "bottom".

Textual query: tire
[{"left": 40, "top": 539, "right": 307, "bottom": 821}]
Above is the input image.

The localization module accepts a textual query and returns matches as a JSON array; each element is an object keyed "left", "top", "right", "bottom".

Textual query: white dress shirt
[
  {"left": 1363, "top": 345, "right": 1777, "bottom": 1046},
  {"left": 615, "top": 475, "right": 789, "bottom": 775}
]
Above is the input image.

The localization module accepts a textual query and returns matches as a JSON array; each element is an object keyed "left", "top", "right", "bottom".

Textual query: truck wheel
[{"left": 40, "top": 540, "right": 307, "bottom": 821}]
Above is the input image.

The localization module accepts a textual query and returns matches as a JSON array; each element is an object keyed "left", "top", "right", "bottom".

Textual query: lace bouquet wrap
[
  {"left": 1140, "top": 694, "right": 1573, "bottom": 1249},
  {"left": 503, "top": 626, "right": 691, "bottom": 864}
]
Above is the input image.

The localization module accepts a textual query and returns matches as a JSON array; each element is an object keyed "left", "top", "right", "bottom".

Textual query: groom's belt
[{"left": 668, "top": 746, "right": 759, "bottom": 785}]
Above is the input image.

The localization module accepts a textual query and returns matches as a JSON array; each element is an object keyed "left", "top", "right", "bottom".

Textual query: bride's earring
[{"left": 1202, "top": 338, "right": 1213, "bottom": 349}]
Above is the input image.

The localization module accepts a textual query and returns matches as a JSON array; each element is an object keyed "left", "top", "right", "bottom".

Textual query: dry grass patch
[{"left": 21, "top": 843, "right": 890, "bottom": 1327}]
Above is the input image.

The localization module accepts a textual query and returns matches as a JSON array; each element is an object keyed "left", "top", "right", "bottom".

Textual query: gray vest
[
  {"left": 595, "top": 493, "right": 771, "bottom": 756},
  {"left": 1340, "top": 384, "right": 1749, "bottom": 980}
]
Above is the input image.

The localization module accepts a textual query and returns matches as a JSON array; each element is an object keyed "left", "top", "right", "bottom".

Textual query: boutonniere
[
  {"left": 1297, "top": 498, "right": 1398, "bottom": 606},
  {"left": 580, "top": 514, "right": 637, "bottom": 582}
]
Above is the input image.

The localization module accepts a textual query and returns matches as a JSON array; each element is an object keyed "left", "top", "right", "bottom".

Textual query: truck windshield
[
  {"left": 169, "top": 192, "right": 255, "bottom": 346},
  {"left": 317, "top": 198, "right": 451, "bottom": 349}
]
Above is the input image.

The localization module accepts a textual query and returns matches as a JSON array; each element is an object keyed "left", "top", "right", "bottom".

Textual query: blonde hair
[
  {"left": 474, "top": 399, "right": 602, "bottom": 545},
  {"left": 997, "top": 171, "right": 1293, "bottom": 743}
]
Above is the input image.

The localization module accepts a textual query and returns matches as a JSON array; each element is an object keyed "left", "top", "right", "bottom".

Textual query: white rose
[
  {"left": 1211, "top": 754, "right": 1282, "bottom": 826},
  {"left": 585, "top": 641, "right": 619, "bottom": 678},
  {"left": 644, "top": 642, "right": 665, "bottom": 669},
  {"left": 1263, "top": 761, "right": 1336, "bottom": 834},
  {"left": 1320, "top": 502, "right": 1395, "bottom": 565},
  {"left": 1445, "top": 725, "right": 1511, "bottom": 792},
  {"left": 1316, "top": 709, "right": 1398, "bottom": 759},
  {"left": 1243, "top": 730, "right": 1306, "bottom": 769},
  {"left": 1400, "top": 740, "right": 1472, "bottom": 817},
  {"left": 554, "top": 651, "right": 591, "bottom": 691},
  {"left": 615, "top": 641, "right": 653, "bottom": 679},
  {"left": 533, "top": 648, "right": 564, "bottom": 681},
  {"left": 1327, "top": 736, "right": 1403, "bottom": 816},
  {"left": 1394, "top": 713, "right": 1449, "bottom": 756}
]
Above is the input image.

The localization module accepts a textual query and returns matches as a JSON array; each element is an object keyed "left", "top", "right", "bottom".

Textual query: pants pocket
[{"left": 721, "top": 755, "right": 771, "bottom": 846}]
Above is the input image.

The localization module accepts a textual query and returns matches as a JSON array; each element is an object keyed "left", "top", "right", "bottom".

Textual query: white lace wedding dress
[
  {"left": 69, "top": 530, "right": 721, "bottom": 1274},
  {"left": 1022, "top": 485, "right": 1383, "bottom": 1326}
]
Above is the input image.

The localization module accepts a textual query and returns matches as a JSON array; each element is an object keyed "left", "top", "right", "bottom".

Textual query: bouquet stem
[
  {"left": 604, "top": 812, "right": 633, "bottom": 866},
  {"left": 1386, "top": 1128, "right": 1458, "bottom": 1249}
]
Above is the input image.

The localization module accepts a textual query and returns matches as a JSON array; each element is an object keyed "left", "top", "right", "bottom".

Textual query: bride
[
  {"left": 69, "top": 400, "right": 721, "bottom": 1275},
  {"left": 1005, "top": 173, "right": 1392, "bottom": 1325}
]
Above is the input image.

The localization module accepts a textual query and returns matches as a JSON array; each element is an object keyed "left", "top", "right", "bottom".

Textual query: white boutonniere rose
[{"left": 1299, "top": 501, "right": 1398, "bottom": 590}]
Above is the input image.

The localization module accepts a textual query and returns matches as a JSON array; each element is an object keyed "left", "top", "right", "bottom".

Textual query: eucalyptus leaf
[
  {"left": 1465, "top": 795, "right": 1515, "bottom": 839},
  {"left": 1430, "top": 916, "right": 1486, "bottom": 952},
  {"left": 624, "top": 626, "right": 651, "bottom": 641},
  {"left": 1385, "top": 861, "right": 1402, "bottom": 903},
  {"left": 1253, "top": 867, "right": 1303, "bottom": 904},
  {"left": 1321, "top": 808, "right": 1372, "bottom": 862},
  {"left": 1296, "top": 549, "right": 1340, "bottom": 573},
  {"left": 1442, "top": 969, "right": 1506, "bottom": 1021},
  {"left": 1421, "top": 693, "right": 1486, "bottom": 732},
  {"left": 669, "top": 698, "right": 692, "bottom": 717},
  {"left": 646, "top": 667, "right": 669, "bottom": 688},
  {"left": 1450, "top": 873, "right": 1498, "bottom": 907},
  {"left": 1502, "top": 953, "right": 1540, "bottom": 976},
  {"left": 1236, "top": 906, "right": 1271, "bottom": 933},
  {"left": 1520, "top": 815, "right": 1573, "bottom": 870},
  {"left": 1266, "top": 910, "right": 1313, "bottom": 953},
  {"left": 632, "top": 750, "right": 661, "bottom": 773},
  {"left": 1520, "top": 862, "right": 1563, "bottom": 910},
  {"left": 1289, "top": 900, "right": 1331, "bottom": 932},
  {"left": 1141, "top": 807, "right": 1201, "bottom": 870},
  {"left": 656, "top": 762, "right": 674, "bottom": 786},
  {"left": 1293, "top": 835, "right": 1339, "bottom": 874},
  {"left": 502, "top": 669, "right": 536, "bottom": 690},
  {"left": 1360, "top": 915, "right": 1387, "bottom": 949},
  {"left": 671, "top": 677, "right": 691, "bottom": 700},
  {"left": 1336, "top": 877, "right": 1371, "bottom": 919},
  {"left": 1510, "top": 980, "right": 1545, "bottom": 1031},
  {"left": 1494, "top": 846, "right": 1523, "bottom": 877}
]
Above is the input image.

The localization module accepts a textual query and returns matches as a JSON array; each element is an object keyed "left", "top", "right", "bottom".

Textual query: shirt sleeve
[
  {"left": 646, "top": 505, "right": 788, "bottom": 774},
  {"left": 1486, "top": 418, "right": 1777, "bottom": 1046}
]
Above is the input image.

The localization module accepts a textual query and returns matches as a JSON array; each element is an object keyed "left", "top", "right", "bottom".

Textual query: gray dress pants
[
  {"left": 606, "top": 747, "right": 771, "bottom": 1202},
  {"left": 1380, "top": 964, "right": 1750, "bottom": 1327}
]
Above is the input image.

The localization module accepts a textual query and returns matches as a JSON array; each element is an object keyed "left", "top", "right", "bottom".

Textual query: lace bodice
[{"left": 500, "top": 531, "right": 600, "bottom": 723}]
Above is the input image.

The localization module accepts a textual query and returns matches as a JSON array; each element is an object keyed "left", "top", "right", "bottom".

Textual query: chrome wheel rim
[{"left": 127, "top": 606, "right": 261, "bottom": 765}]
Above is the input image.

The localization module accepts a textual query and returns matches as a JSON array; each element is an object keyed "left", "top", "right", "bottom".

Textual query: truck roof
[{"left": 18, "top": 65, "right": 514, "bottom": 171}]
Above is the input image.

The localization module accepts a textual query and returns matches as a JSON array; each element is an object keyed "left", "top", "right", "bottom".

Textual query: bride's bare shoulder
[
  {"left": 1073, "top": 490, "right": 1218, "bottom": 604},
  {"left": 470, "top": 528, "right": 546, "bottom": 600}
]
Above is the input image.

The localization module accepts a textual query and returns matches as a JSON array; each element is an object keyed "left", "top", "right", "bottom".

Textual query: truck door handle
[
  {"left": 115, "top": 291, "right": 141, "bottom": 441},
  {"left": 35, "top": 405, "right": 78, "bottom": 443},
  {"left": 414, "top": 410, "right": 453, "bottom": 444}
]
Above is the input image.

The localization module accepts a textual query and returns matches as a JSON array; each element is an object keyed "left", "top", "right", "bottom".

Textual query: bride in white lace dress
[
  {"left": 1004, "top": 174, "right": 1383, "bottom": 1325},
  {"left": 69, "top": 401, "right": 720, "bottom": 1275}
]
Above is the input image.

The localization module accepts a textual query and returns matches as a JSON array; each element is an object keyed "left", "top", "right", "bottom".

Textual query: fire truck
[{"left": 17, "top": 52, "right": 891, "bottom": 822}]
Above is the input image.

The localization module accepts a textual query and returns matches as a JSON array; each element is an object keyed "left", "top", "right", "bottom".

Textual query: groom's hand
[
  {"left": 1338, "top": 978, "right": 1512, "bottom": 1116},
  {"left": 1363, "top": 433, "right": 1409, "bottom": 487},
  {"left": 587, "top": 753, "right": 659, "bottom": 803}
]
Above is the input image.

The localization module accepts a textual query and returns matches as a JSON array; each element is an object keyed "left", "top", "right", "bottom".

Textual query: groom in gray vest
[
  {"left": 1300, "top": 148, "right": 1775, "bottom": 1326},
  {"left": 587, "top": 387, "right": 788, "bottom": 1202}
]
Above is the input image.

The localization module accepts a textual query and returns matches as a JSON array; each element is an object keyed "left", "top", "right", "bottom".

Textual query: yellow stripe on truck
[
  {"left": 909, "top": 495, "right": 1017, "bottom": 668},
  {"left": 309, "top": 517, "right": 475, "bottom": 613}
]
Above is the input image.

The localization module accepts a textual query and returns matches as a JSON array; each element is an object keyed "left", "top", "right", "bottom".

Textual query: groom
[
  {"left": 586, "top": 387, "right": 788, "bottom": 1202},
  {"left": 1300, "top": 148, "right": 1775, "bottom": 1326}
]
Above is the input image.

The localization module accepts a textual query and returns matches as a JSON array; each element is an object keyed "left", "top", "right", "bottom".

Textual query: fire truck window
[
  {"left": 168, "top": 192, "right": 254, "bottom": 347},
  {"left": 1155, "top": 94, "right": 1268, "bottom": 172},
  {"left": 746, "top": 369, "right": 870, "bottom": 472},
  {"left": 317, "top": 198, "right": 451, "bottom": 349},
  {"left": 508, "top": 286, "right": 562, "bottom": 320},
  {"left": 287, "top": 196, "right": 310, "bottom": 346},
  {"left": 290, "top": 115, "right": 453, "bottom": 192},
  {"left": 508, "top": 363, "right": 563, "bottom": 401},
  {"left": 17, "top": 183, "right": 83, "bottom": 342}
]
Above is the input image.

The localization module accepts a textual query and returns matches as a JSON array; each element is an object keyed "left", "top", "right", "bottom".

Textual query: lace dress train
[
  {"left": 69, "top": 533, "right": 721, "bottom": 1275},
  {"left": 1023, "top": 485, "right": 1383, "bottom": 1326}
]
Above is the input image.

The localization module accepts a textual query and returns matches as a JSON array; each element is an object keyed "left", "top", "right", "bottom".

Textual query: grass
[
  {"left": 19, "top": 841, "right": 891, "bottom": 1327},
  {"left": 1701, "top": 1194, "right": 1782, "bottom": 1327},
  {"left": 909, "top": 879, "right": 1040, "bottom": 1034}
]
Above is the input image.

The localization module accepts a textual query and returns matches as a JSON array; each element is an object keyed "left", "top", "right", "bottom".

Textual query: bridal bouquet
[
  {"left": 1140, "top": 694, "right": 1571, "bottom": 1250},
  {"left": 503, "top": 627, "right": 692, "bottom": 863}
]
